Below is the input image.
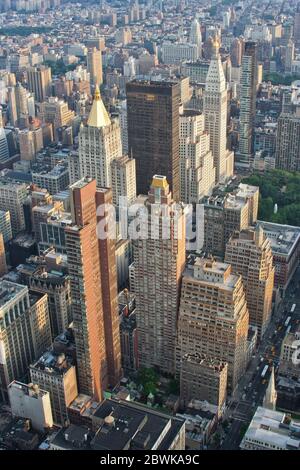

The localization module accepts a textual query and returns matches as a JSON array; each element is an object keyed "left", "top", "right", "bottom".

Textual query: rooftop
[
  {"left": 241, "top": 406, "right": 300, "bottom": 450},
  {"left": 0, "top": 280, "right": 27, "bottom": 310},
  {"left": 31, "top": 349, "right": 74, "bottom": 376},
  {"left": 258, "top": 221, "right": 300, "bottom": 256}
]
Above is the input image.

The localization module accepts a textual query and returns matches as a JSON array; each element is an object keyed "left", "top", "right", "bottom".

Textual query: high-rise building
[
  {"left": 0, "top": 127, "right": 10, "bottom": 164},
  {"left": 203, "top": 37, "right": 234, "bottom": 183},
  {"left": 180, "top": 353, "right": 228, "bottom": 417},
  {"left": 7, "top": 86, "right": 18, "bottom": 127},
  {"left": 176, "top": 258, "right": 249, "bottom": 393},
  {"left": 87, "top": 47, "right": 103, "bottom": 86},
  {"left": 225, "top": 227, "right": 274, "bottom": 338},
  {"left": 133, "top": 175, "right": 185, "bottom": 374},
  {"left": 238, "top": 42, "right": 257, "bottom": 165},
  {"left": 96, "top": 187, "right": 122, "bottom": 388},
  {"left": 161, "top": 42, "right": 199, "bottom": 64},
  {"left": 127, "top": 80, "right": 180, "bottom": 199},
  {"left": 179, "top": 110, "right": 215, "bottom": 203},
  {"left": 0, "top": 210, "right": 12, "bottom": 243},
  {"left": 79, "top": 87, "right": 122, "bottom": 189},
  {"left": 275, "top": 113, "right": 300, "bottom": 171},
  {"left": 0, "top": 180, "right": 27, "bottom": 235},
  {"left": 65, "top": 178, "right": 107, "bottom": 400},
  {"left": 203, "top": 183, "right": 259, "bottom": 257},
  {"left": 65, "top": 178, "right": 122, "bottom": 400},
  {"left": 19, "top": 128, "right": 43, "bottom": 161},
  {"left": 18, "top": 250, "right": 72, "bottom": 339},
  {"left": 230, "top": 37, "right": 243, "bottom": 67},
  {"left": 0, "top": 233, "right": 7, "bottom": 277},
  {"left": 0, "top": 280, "right": 52, "bottom": 402},
  {"left": 285, "top": 40, "right": 295, "bottom": 73},
  {"left": 39, "top": 97, "right": 75, "bottom": 141},
  {"left": 294, "top": 11, "right": 300, "bottom": 47},
  {"left": 30, "top": 349, "right": 78, "bottom": 426},
  {"left": 110, "top": 156, "right": 136, "bottom": 207},
  {"left": 189, "top": 18, "right": 202, "bottom": 58},
  {"left": 27, "top": 65, "right": 52, "bottom": 103}
]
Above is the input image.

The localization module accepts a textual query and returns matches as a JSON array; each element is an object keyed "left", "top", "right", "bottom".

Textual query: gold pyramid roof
[{"left": 87, "top": 85, "right": 111, "bottom": 128}]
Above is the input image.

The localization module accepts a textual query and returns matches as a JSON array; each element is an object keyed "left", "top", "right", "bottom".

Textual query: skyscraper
[
  {"left": 179, "top": 110, "right": 215, "bottom": 203},
  {"left": 127, "top": 80, "right": 181, "bottom": 200},
  {"left": 0, "top": 280, "right": 52, "bottom": 402},
  {"left": 133, "top": 175, "right": 185, "bottom": 374},
  {"left": 203, "top": 37, "right": 234, "bottom": 183},
  {"left": 238, "top": 41, "right": 257, "bottom": 165},
  {"left": 189, "top": 18, "right": 202, "bottom": 58},
  {"left": 275, "top": 113, "right": 300, "bottom": 171},
  {"left": 225, "top": 227, "right": 274, "bottom": 338},
  {"left": 65, "top": 178, "right": 121, "bottom": 400},
  {"left": 87, "top": 47, "right": 103, "bottom": 86},
  {"left": 176, "top": 258, "right": 249, "bottom": 393},
  {"left": 79, "top": 86, "right": 122, "bottom": 189},
  {"left": 294, "top": 10, "right": 300, "bottom": 47},
  {"left": 27, "top": 65, "right": 52, "bottom": 103}
]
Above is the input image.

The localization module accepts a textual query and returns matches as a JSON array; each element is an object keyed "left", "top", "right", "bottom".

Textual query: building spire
[
  {"left": 263, "top": 366, "right": 277, "bottom": 410},
  {"left": 87, "top": 85, "right": 111, "bottom": 128}
]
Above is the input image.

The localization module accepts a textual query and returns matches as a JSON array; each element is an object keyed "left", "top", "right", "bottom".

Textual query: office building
[
  {"left": 96, "top": 187, "right": 122, "bottom": 388},
  {"left": 110, "top": 156, "right": 136, "bottom": 207},
  {"left": 189, "top": 18, "right": 202, "bottom": 58},
  {"left": 19, "top": 128, "right": 43, "bottom": 161},
  {"left": 0, "top": 233, "right": 7, "bottom": 277},
  {"left": 162, "top": 42, "right": 199, "bottom": 64},
  {"left": 176, "top": 258, "right": 249, "bottom": 393},
  {"left": 225, "top": 227, "right": 274, "bottom": 338},
  {"left": 180, "top": 353, "right": 227, "bottom": 418},
  {"left": 238, "top": 42, "right": 258, "bottom": 165},
  {"left": 79, "top": 86, "right": 122, "bottom": 189},
  {"left": 0, "top": 127, "right": 10, "bottom": 164},
  {"left": 27, "top": 65, "right": 52, "bottom": 103},
  {"left": 65, "top": 178, "right": 121, "bottom": 400},
  {"left": 133, "top": 175, "right": 185, "bottom": 374},
  {"left": 179, "top": 110, "right": 215, "bottom": 203},
  {"left": 258, "top": 221, "right": 300, "bottom": 295},
  {"left": 87, "top": 47, "right": 103, "bottom": 86},
  {"left": 18, "top": 250, "right": 72, "bottom": 339},
  {"left": 30, "top": 349, "right": 78, "bottom": 426},
  {"left": 203, "top": 37, "right": 233, "bottom": 183},
  {"left": 230, "top": 37, "right": 243, "bottom": 67},
  {"left": 0, "top": 180, "right": 27, "bottom": 235},
  {"left": 32, "top": 162, "right": 69, "bottom": 195},
  {"left": 203, "top": 183, "right": 259, "bottom": 257},
  {"left": 0, "top": 280, "right": 52, "bottom": 402},
  {"left": 8, "top": 381, "right": 53, "bottom": 432},
  {"left": 127, "top": 80, "right": 180, "bottom": 199},
  {"left": 0, "top": 210, "right": 12, "bottom": 243},
  {"left": 275, "top": 113, "right": 300, "bottom": 171},
  {"left": 68, "top": 151, "right": 81, "bottom": 185},
  {"left": 240, "top": 407, "right": 300, "bottom": 450}
]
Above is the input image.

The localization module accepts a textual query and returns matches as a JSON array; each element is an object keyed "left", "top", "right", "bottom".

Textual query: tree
[{"left": 137, "top": 368, "right": 159, "bottom": 397}]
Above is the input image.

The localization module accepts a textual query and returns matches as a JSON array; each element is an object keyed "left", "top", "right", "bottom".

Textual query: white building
[
  {"left": 0, "top": 180, "right": 27, "bottom": 235},
  {"left": 203, "top": 38, "right": 233, "bottom": 183},
  {"left": 179, "top": 110, "right": 215, "bottom": 203},
  {"left": 240, "top": 406, "right": 300, "bottom": 450},
  {"left": 189, "top": 18, "right": 202, "bottom": 58},
  {"left": 79, "top": 86, "right": 122, "bottom": 189},
  {"left": 8, "top": 381, "right": 53, "bottom": 432},
  {"left": 0, "top": 210, "right": 12, "bottom": 243},
  {"left": 111, "top": 155, "right": 136, "bottom": 207},
  {"left": 162, "top": 42, "right": 199, "bottom": 65}
]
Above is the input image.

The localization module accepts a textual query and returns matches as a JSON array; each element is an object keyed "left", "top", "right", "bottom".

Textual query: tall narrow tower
[
  {"left": 79, "top": 86, "right": 122, "bottom": 188},
  {"left": 87, "top": 47, "right": 103, "bottom": 87},
  {"left": 238, "top": 41, "right": 257, "bottom": 165},
  {"left": 133, "top": 175, "right": 186, "bottom": 374},
  {"left": 65, "top": 178, "right": 122, "bottom": 400},
  {"left": 203, "top": 37, "right": 233, "bottom": 183},
  {"left": 189, "top": 18, "right": 202, "bottom": 58},
  {"left": 263, "top": 367, "right": 277, "bottom": 411}
]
